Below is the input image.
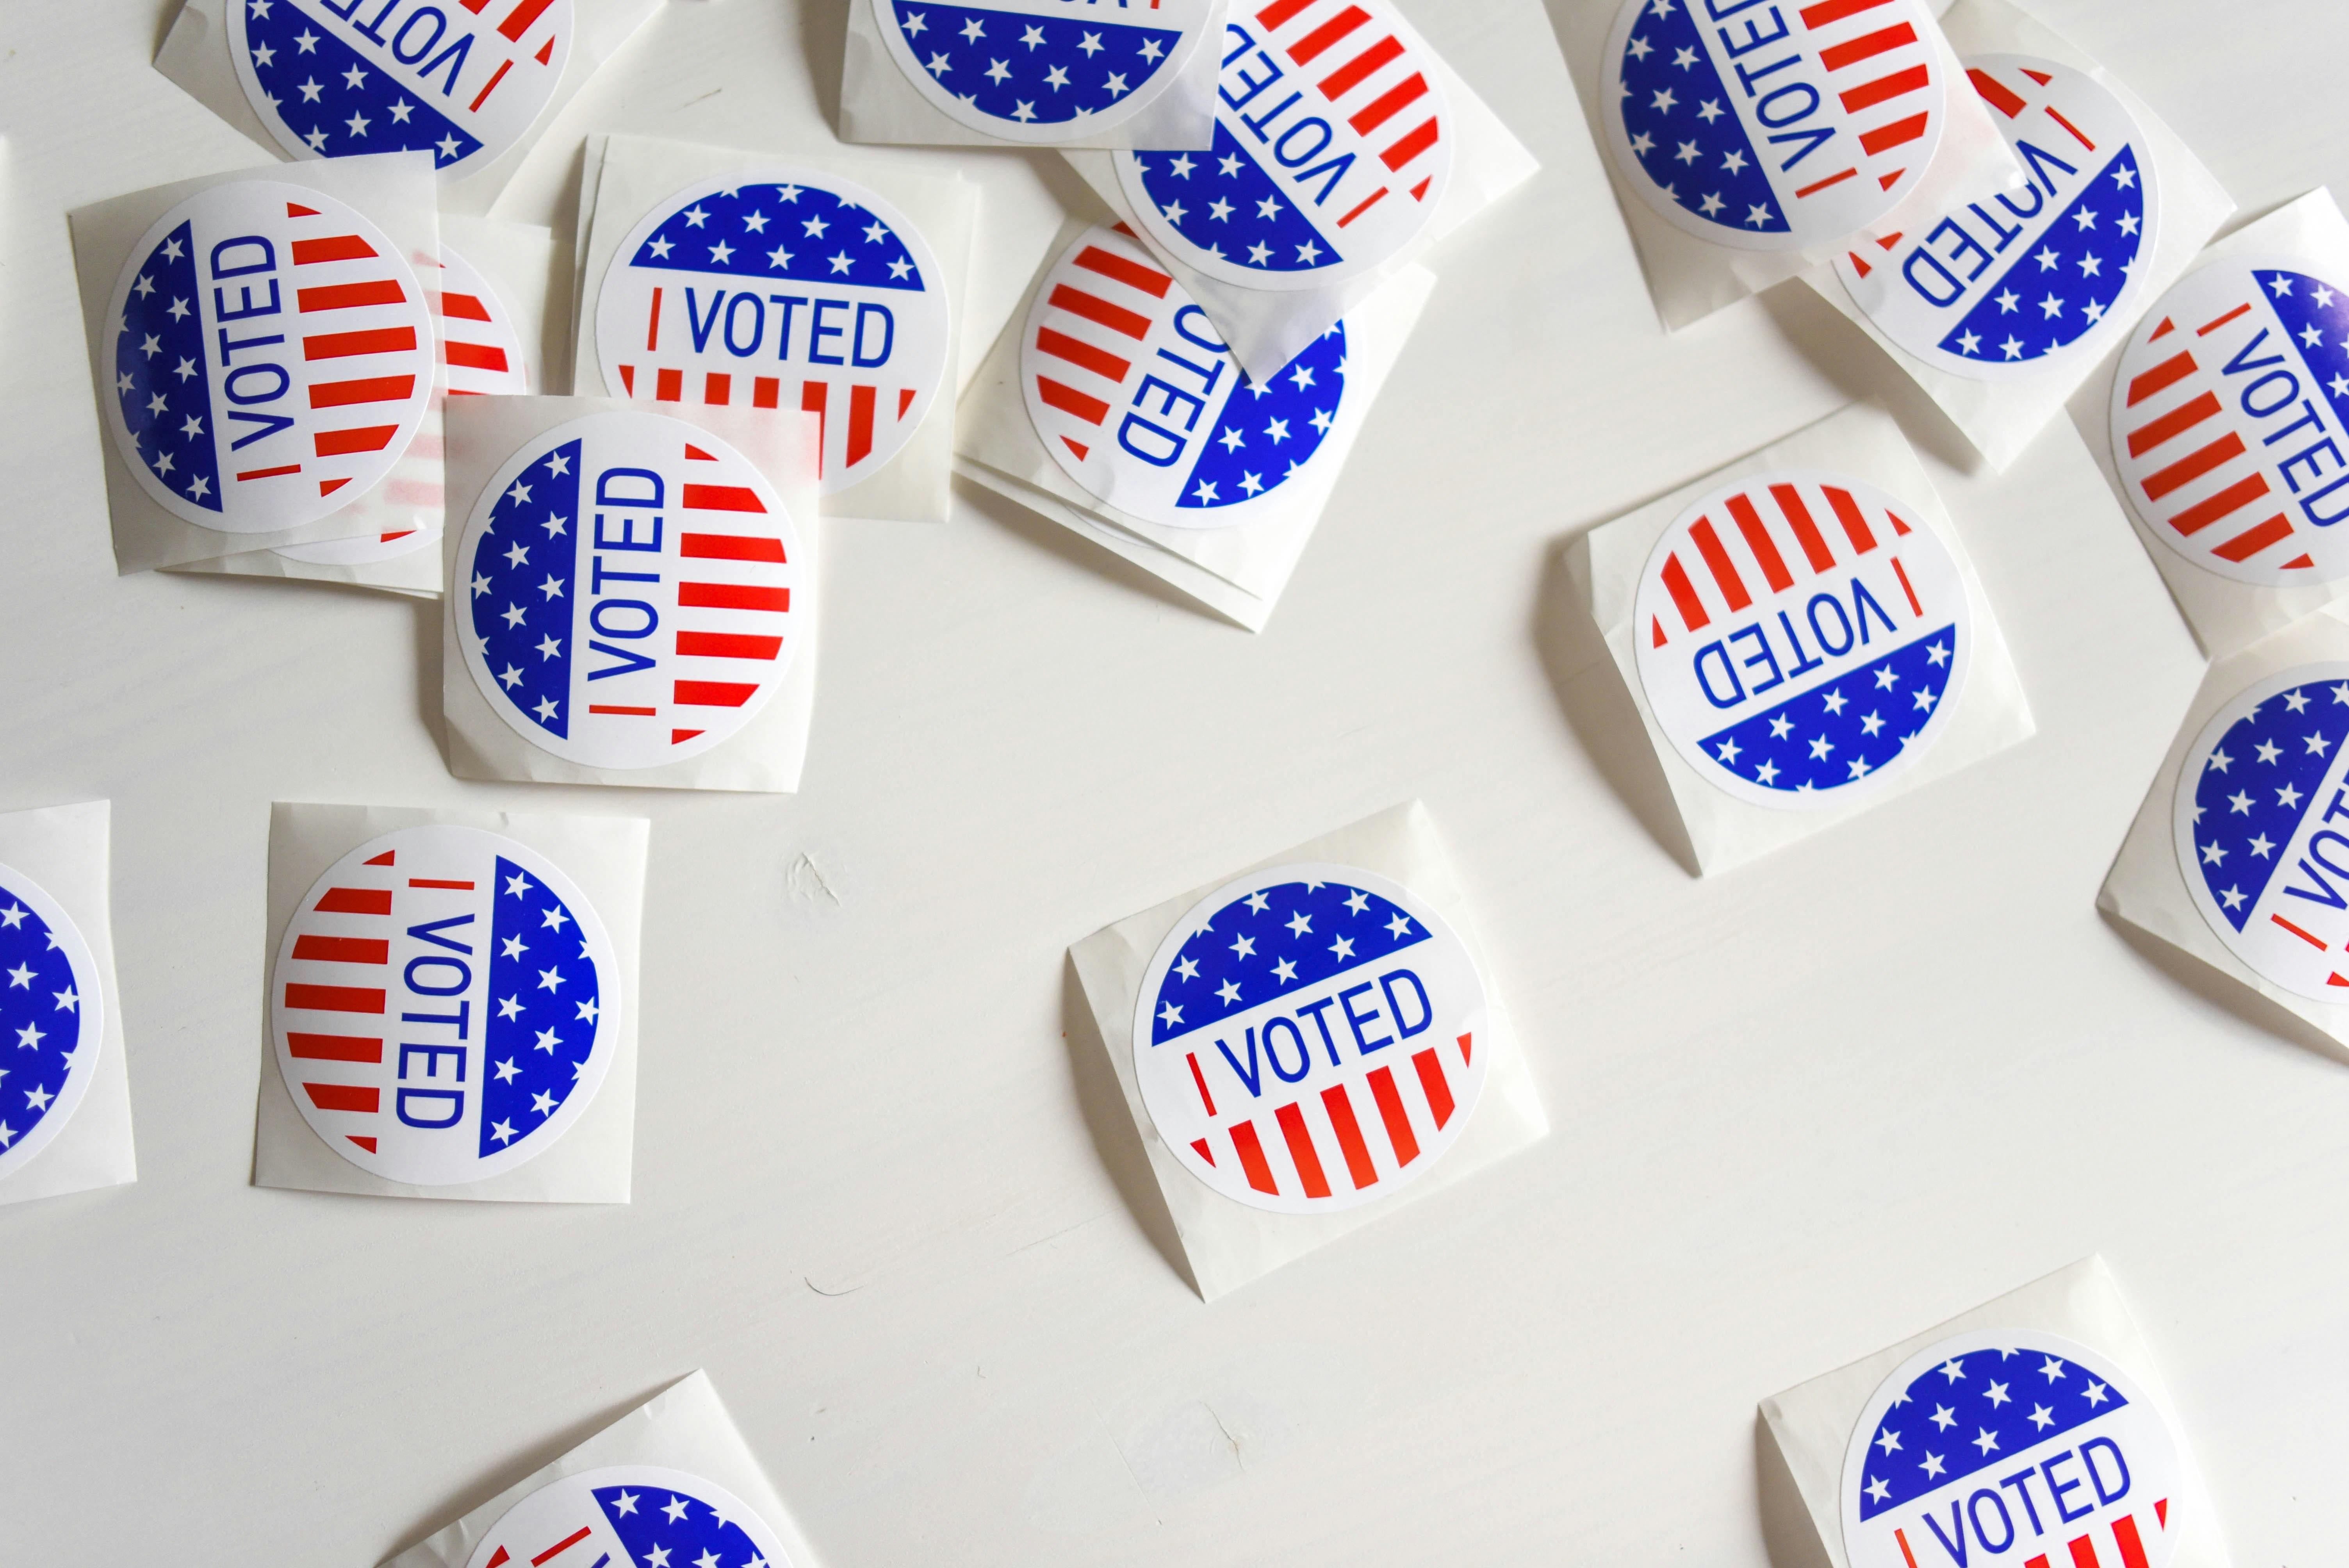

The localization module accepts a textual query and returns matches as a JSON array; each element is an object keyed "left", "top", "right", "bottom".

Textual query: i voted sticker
[
  {"left": 0, "top": 865, "right": 105, "bottom": 1184},
  {"left": 596, "top": 172, "right": 950, "bottom": 494},
  {"left": 271, "top": 823, "right": 619, "bottom": 1185},
  {"left": 2112, "top": 261, "right": 2349, "bottom": 584},
  {"left": 872, "top": 0, "right": 1216, "bottom": 144},
  {"left": 458, "top": 411, "right": 803, "bottom": 770},
  {"left": 466, "top": 1466, "right": 793, "bottom": 1568},
  {"left": 1602, "top": 0, "right": 1948, "bottom": 251},
  {"left": 1134, "top": 863, "right": 1487, "bottom": 1215},
  {"left": 1634, "top": 470, "right": 1971, "bottom": 809},
  {"left": 106, "top": 181, "right": 435, "bottom": 534},
  {"left": 1840, "top": 1331, "right": 2181, "bottom": 1568},
  {"left": 1838, "top": 55, "right": 2155, "bottom": 378},
  {"left": 1115, "top": 0, "right": 1453, "bottom": 291},
  {"left": 226, "top": 0, "right": 572, "bottom": 180},
  {"left": 1022, "top": 225, "right": 1348, "bottom": 528}
]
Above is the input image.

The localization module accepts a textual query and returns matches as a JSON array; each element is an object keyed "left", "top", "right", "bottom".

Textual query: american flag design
[
  {"left": 1114, "top": 0, "right": 1454, "bottom": 291},
  {"left": 1632, "top": 468, "right": 1971, "bottom": 811},
  {"left": 0, "top": 864, "right": 104, "bottom": 1184},
  {"left": 1133, "top": 862, "right": 1488, "bottom": 1215},
  {"left": 1602, "top": 0, "right": 1947, "bottom": 251},
  {"left": 1020, "top": 224, "right": 1348, "bottom": 528},
  {"left": 271, "top": 823, "right": 618, "bottom": 1186},
  {"left": 595, "top": 173, "right": 950, "bottom": 495},
  {"left": 226, "top": 0, "right": 572, "bottom": 181},
  {"left": 458, "top": 411, "right": 803, "bottom": 770},
  {"left": 1839, "top": 1331, "right": 2182, "bottom": 1568},
  {"left": 465, "top": 1465, "right": 794, "bottom": 1568},
  {"left": 105, "top": 180, "right": 435, "bottom": 535},
  {"left": 872, "top": 0, "right": 1214, "bottom": 143},
  {"left": 1837, "top": 55, "right": 2155, "bottom": 380},
  {"left": 2110, "top": 260, "right": 2349, "bottom": 586}
]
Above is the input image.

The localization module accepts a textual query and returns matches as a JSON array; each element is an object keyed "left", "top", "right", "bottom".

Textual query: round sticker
[
  {"left": 466, "top": 1466, "right": 794, "bottom": 1568},
  {"left": 1601, "top": 0, "right": 1948, "bottom": 251},
  {"left": 1633, "top": 469, "right": 1971, "bottom": 809},
  {"left": 1114, "top": 0, "right": 1453, "bottom": 292},
  {"left": 106, "top": 180, "right": 435, "bottom": 534},
  {"left": 595, "top": 171, "right": 950, "bottom": 495},
  {"left": 1836, "top": 55, "right": 2157, "bottom": 378},
  {"left": 870, "top": 0, "right": 1217, "bottom": 144},
  {"left": 2171, "top": 662, "right": 2349, "bottom": 1000},
  {"left": 225, "top": 0, "right": 573, "bottom": 181},
  {"left": 1020, "top": 225, "right": 1349, "bottom": 528},
  {"left": 1840, "top": 1330, "right": 2181, "bottom": 1568},
  {"left": 2111, "top": 260, "right": 2349, "bottom": 584},
  {"left": 271, "top": 824, "right": 620, "bottom": 1185},
  {"left": 1132, "top": 863, "right": 1488, "bottom": 1215},
  {"left": 456, "top": 411, "right": 804, "bottom": 770},
  {"left": 0, "top": 864, "right": 105, "bottom": 1184}
]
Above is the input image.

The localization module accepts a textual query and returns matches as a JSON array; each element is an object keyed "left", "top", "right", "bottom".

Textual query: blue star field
[
  {"left": 1151, "top": 880, "right": 1430, "bottom": 1048},
  {"left": 479, "top": 856, "right": 601, "bottom": 1159},
  {"left": 889, "top": 2, "right": 1180, "bottom": 127},
  {"left": 240, "top": 0, "right": 484, "bottom": 168},
  {"left": 1698, "top": 626, "right": 1958, "bottom": 796}
]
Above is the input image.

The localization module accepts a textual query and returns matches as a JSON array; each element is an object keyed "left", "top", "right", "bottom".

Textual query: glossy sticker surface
[
  {"left": 466, "top": 1466, "right": 794, "bottom": 1568},
  {"left": 0, "top": 864, "right": 106, "bottom": 1183},
  {"left": 872, "top": 0, "right": 1217, "bottom": 143}
]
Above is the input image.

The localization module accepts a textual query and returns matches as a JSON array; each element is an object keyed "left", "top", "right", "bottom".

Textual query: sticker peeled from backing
[
  {"left": 1115, "top": 0, "right": 1453, "bottom": 291},
  {"left": 596, "top": 171, "right": 949, "bottom": 494},
  {"left": 1840, "top": 1329, "right": 2181, "bottom": 1568},
  {"left": 466, "top": 1466, "right": 794, "bottom": 1568},
  {"left": 0, "top": 865, "right": 106, "bottom": 1183},
  {"left": 1601, "top": 0, "right": 1948, "bottom": 252},
  {"left": 225, "top": 0, "right": 573, "bottom": 180},
  {"left": 870, "top": 0, "right": 1218, "bottom": 144},
  {"left": 1634, "top": 469, "right": 1971, "bottom": 809},
  {"left": 2112, "top": 260, "right": 2349, "bottom": 584},
  {"left": 105, "top": 180, "right": 435, "bottom": 533},
  {"left": 457, "top": 410, "right": 804, "bottom": 769},
  {"left": 271, "top": 823, "right": 619, "bottom": 1185},
  {"left": 1837, "top": 55, "right": 2157, "bottom": 378},
  {"left": 1022, "top": 225, "right": 1349, "bottom": 528},
  {"left": 1133, "top": 863, "right": 1487, "bottom": 1215}
]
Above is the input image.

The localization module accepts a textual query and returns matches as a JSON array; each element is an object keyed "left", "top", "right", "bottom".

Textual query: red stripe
[
  {"left": 1049, "top": 284, "right": 1152, "bottom": 340},
  {"left": 287, "top": 1033, "right": 382, "bottom": 1063},
  {"left": 1823, "top": 485, "right": 1878, "bottom": 552},
  {"left": 1793, "top": 167, "right": 1858, "bottom": 198},
  {"left": 1073, "top": 244, "right": 1173, "bottom": 299},
  {"left": 1036, "top": 326, "right": 1131, "bottom": 383},
  {"left": 681, "top": 483, "right": 768, "bottom": 514},
  {"left": 2110, "top": 1516, "right": 2151, "bottom": 1568},
  {"left": 848, "top": 384, "right": 876, "bottom": 469},
  {"left": 2198, "top": 303, "right": 2253, "bottom": 336},
  {"left": 1367, "top": 1065, "right": 1419, "bottom": 1164},
  {"left": 446, "top": 340, "right": 511, "bottom": 372},
  {"left": 1275, "top": 1102, "right": 1333, "bottom": 1199},
  {"left": 1892, "top": 556, "right": 1923, "bottom": 616},
  {"left": 1413, "top": 1047, "right": 1454, "bottom": 1129},
  {"left": 501, "top": 0, "right": 554, "bottom": 39},
  {"left": 1319, "top": 34, "right": 1402, "bottom": 99},
  {"left": 291, "top": 234, "right": 376, "bottom": 265},
  {"left": 676, "top": 631, "right": 781, "bottom": 661},
  {"left": 298, "top": 279, "right": 406, "bottom": 312},
  {"left": 1287, "top": 5, "right": 1367, "bottom": 62},
  {"left": 309, "top": 374, "right": 414, "bottom": 409},
  {"left": 753, "top": 376, "right": 779, "bottom": 409},
  {"left": 679, "top": 582, "right": 790, "bottom": 612},
  {"left": 680, "top": 532, "right": 785, "bottom": 562},
  {"left": 1321, "top": 1084, "right": 1379, "bottom": 1189},
  {"left": 656, "top": 367, "right": 683, "bottom": 401},
  {"left": 1380, "top": 117, "right": 1440, "bottom": 170},
  {"left": 2142, "top": 432, "right": 2247, "bottom": 501},
  {"left": 1335, "top": 186, "right": 1390, "bottom": 227},
  {"left": 1798, "top": 0, "right": 1893, "bottom": 24},
  {"left": 285, "top": 983, "right": 384, "bottom": 1014},
  {"left": 304, "top": 327, "right": 416, "bottom": 360},
  {"left": 2167, "top": 472, "right": 2270, "bottom": 536},
  {"left": 1186, "top": 1053, "right": 1217, "bottom": 1116},
  {"left": 1350, "top": 72, "right": 1428, "bottom": 136},
  {"left": 1820, "top": 23, "right": 1916, "bottom": 71},
  {"left": 1966, "top": 65, "right": 2027, "bottom": 118},
  {"left": 304, "top": 1082, "right": 378, "bottom": 1114},
  {"left": 1859, "top": 112, "right": 1930, "bottom": 155},
  {"left": 2045, "top": 104, "right": 2096, "bottom": 151},
  {"left": 2068, "top": 1536, "right": 2101, "bottom": 1568},
  {"left": 2126, "top": 350, "right": 2198, "bottom": 406},
  {"left": 2212, "top": 513, "right": 2294, "bottom": 562},
  {"left": 1229, "top": 1120, "right": 1280, "bottom": 1194},
  {"left": 236, "top": 463, "right": 301, "bottom": 481},
  {"left": 440, "top": 290, "right": 493, "bottom": 323},
  {"left": 314, "top": 425, "right": 399, "bottom": 456},
  {"left": 1686, "top": 517, "right": 1751, "bottom": 611},
  {"left": 408, "top": 878, "right": 474, "bottom": 889},
  {"left": 1256, "top": 0, "right": 1315, "bottom": 25},
  {"left": 468, "top": 56, "right": 514, "bottom": 112},
  {"left": 1725, "top": 492, "right": 1793, "bottom": 592},
  {"left": 1038, "top": 376, "right": 1112, "bottom": 426},
  {"left": 673, "top": 680, "right": 760, "bottom": 707},
  {"left": 1773, "top": 485, "right": 1837, "bottom": 572},
  {"left": 2126, "top": 390, "right": 2221, "bottom": 456},
  {"left": 1660, "top": 552, "right": 1709, "bottom": 633},
  {"left": 589, "top": 705, "right": 656, "bottom": 716},
  {"left": 1843, "top": 64, "right": 1931, "bottom": 114},
  {"left": 291, "top": 935, "right": 387, "bottom": 965},
  {"left": 314, "top": 887, "right": 392, "bottom": 915}
]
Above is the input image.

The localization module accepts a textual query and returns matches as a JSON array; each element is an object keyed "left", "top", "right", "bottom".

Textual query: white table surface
[{"left": 4, "top": 1, "right": 2345, "bottom": 1561}]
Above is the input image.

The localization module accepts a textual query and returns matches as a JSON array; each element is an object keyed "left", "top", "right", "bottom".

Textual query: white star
[
  {"left": 1174, "top": 957, "right": 1199, "bottom": 981},
  {"left": 344, "top": 110, "right": 370, "bottom": 137},
  {"left": 1971, "top": 1427, "right": 2001, "bottom": 1456},
  {"left": 1875, "top": 1426, "right": 1902, "bottom": 1456},
  {"left": 51, "top": 987, "right": 76, "bottom": 1013},
  {"left": 612, "top": 1492, "right": 639, "bottom": 1516},
  {"left": 2249, "top": 835, "right": 2276, "bottom": 860},
  {"left": 294, "top": 27, "right": 317, "bottom": 52},
  {"left": 1746, "top": 203, "right": 1772, "bottom": 228},
  {"left": 664, "top": 1496, "right": 693, "bottom": 1523},
  {"left": 2084, "top": 1380, "right": 2110, "bottom": 1406},
  {"left": 389, "top": 99, "right": 412, "bottom": 123},
  {"left": 531, "top": 1089, "right": 557, "bottom": 1116},
  {"left": 539, "top": 574, "right": 564, "bottom": 600},
  {"left": 1158, "top": 1002, "right": 1183, "bottom": 1027},
  {"left": 500, "top": 602, "right": 527, "bottom": 629},
  {"left": 533, "top": 696, "right": 560, "bottom": 722},
  {"left": 2219, "top": 886, "right": 2246, "bottom": 911},
  {"left": 4, "top": 965, "right": 27, "bottom": 989},
  {"left": 984, "top": 57, "right": 1012, "bottom": 84},
  {"left": 1330, "top": 935, "right": 1356, "bottom": 961},
  {"left": 2028, "top": 1403, "right": 2055, "bottom": 1431},
  {"left": 342, "top": 64, "right": 366, "bottom": 89},
  {"left": 297, "top": 76, "right": 323, "bottom": 103},
  {"left": 1651, "top": 87, "right": 1677, "bottom": 113},
  {"left": 1698, "top": 98, "right": 1723, "bottom": 123},
  {"left": 2040, "top": 1356, "right": 2067, "bottom": 1381},
  {"left": 14, "top": 1022, "right": 40, "bottom": 1049},
  {"left": 1215, "top": 980, "right": 1242, "bottom": 1005},
  {"left": 1077, "top": 29, "right": 1103, "bottom": 55},
  {"left": 684, "top": 205, "right": 710, "bottom": 228},
  {"left": 1021, "top": 22, "right": 1045, "bottom": 47},
  {"left": 535, "top": 1028, "right": 561, "bottom": 1054},
  {"left": 1921, "top": 1452, "right": 1946, "bottom": 1479},
  {"left": 2074, "top": 208, "right": 2099, "bottom": 230},
  {"left": 437, "top": 134, "right": 462, "bottom": 161},
  {"left": 709, "top": 241, "right": 734, "bottom": 264}
]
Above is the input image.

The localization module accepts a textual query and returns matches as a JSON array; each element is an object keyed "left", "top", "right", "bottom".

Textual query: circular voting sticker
[
  {"left": 0, "top": 865, "right": 105, "bottom": 1183},
  {"left": 1114, "top": 0, "right": 1453, "bottom": 292},
  {"left": 2172, "top": 662, "right": 2349, "bottom": 1001},
  {"left": 105, "top": 181, "right": 435, "bottom": 534},
  {"left": 595, "top": 171, "right": 950, "bottom": 495},
  {"left": 225, "top": 0, "right": 573, "bottom": 181},
  {"left": 1601, "top": 0, "right": 1947, "bottom": 251},
  {"left": 456, "top": 411, "right": 804, "bottom": 770},
  {"left": 1836, "top": 55, "right": 2157, "bottom": 379},
  {"left": 1840, "top": 1331, "right": 2182, "bottom": 1568},
  {"left": 2111, "top": 260, "right": 2349, "bottom": 584},
  {"left": 1634, "top": 470, "right": 1971, "bottom": 810},
  {"left": 1133, "top": 864, "right": 1488, "bottom": 1215},
  {"left": 1021, "top": 225, "right": 1349, "bottom": 528},
  {"left": 467, "top": 1466, "right": 794, "bottom": 1568},
  {"left": 271, "top": 824, "right": 620, "bottom": 1185},
  {"left": 870, "top": 0, "right": 1217, "bottom": 144}
]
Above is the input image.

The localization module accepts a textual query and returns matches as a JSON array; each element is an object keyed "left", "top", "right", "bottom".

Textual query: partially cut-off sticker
[
  {"left": 1114, "top": 0, "right": 1454, "bottom": 292},
  {"left": 465, "top": 1465, "right": 795, "bottom": 1568},
  {"left": 0, "top": 864, "right": 106, "bottom": 1183},
  {"left": 1839, "top": 1330, "right": 2182, "bottom": 1568},
  {"left": 1634, "top": 469, "right": 1971, "bottom": 810},
  {"left": 271, "top": 823, "right": 619, "bottom": 1184},
  {"left": 104, "top": 180, "right": 435, "bottom": 533},
  {"left": 1836, "top": 54, "right": 2157, "bottom": 379},
  {"left": 595, "top": 171, "right": 950, "bottom": 494},
  {"left": 2172, "top": 661, "right": 2349, "bottom": 1002},
  {"left": 457, "top": 410, "right": 804, "bottom": 769},
  {"left": 1601, "top": 0, "right": 1948, "bottom": 252},
  {"left": 2112, "top": 260, "right": 2349, "bottom": 585},
  {"left": 870, "top": 0, "right": 1217, "bottom": 144},
  {"left": 1021, "top": 225, "right": 1348, "bottom": 528},
  {"left": 1133, "top": 863, "right": 1488, "bottom": 1215},
  {"left": 225, "top": 0, "right": 574, "bottom": 181}
]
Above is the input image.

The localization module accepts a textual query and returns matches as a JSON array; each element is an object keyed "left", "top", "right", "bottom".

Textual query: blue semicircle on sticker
[
  {"left": 1137, "top": 123, "right": 1344, "bottom": 275},
  {"left": 479, "top": 855, "right": 601, "bottom": 1158},
  {"left": 1176, "top": 325, "right": 1347, "bottom": 511},
  {"left": 1696, "top": 624, "right": 1957, "bottom": 794},
  {"left": 242, "top": 0, "right": 485, "bottom": 168},
  {"left": 0, "top": 883, "right": 87, "bottom": 1158},
  {"left": 1150, "top": 880, "right": 1431, "bottom": 1048},
  {"left": 1935, "top": 144, "right": 2146, "bottom": 364},
  {"left": 1855, "top": 1348, "right": 2126, "bottom": 1520},
  {"left": 471, "top": 437, "right": 585, "bottom": 740},
  {"left": 2191, "top": 679, "right": 2349, "bottom": 932},
  {"left": 1616, "top": 0, "right": 1786, "bottom": 235},
  {"left": 628, "top": 183, "right": 928, "bottom": 294},
  {"left": 116, "top": 220, "right": 225, "bottom": 512},
  {"left": 889, "top": 1, "right": 1182, "bottom": 126}
]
